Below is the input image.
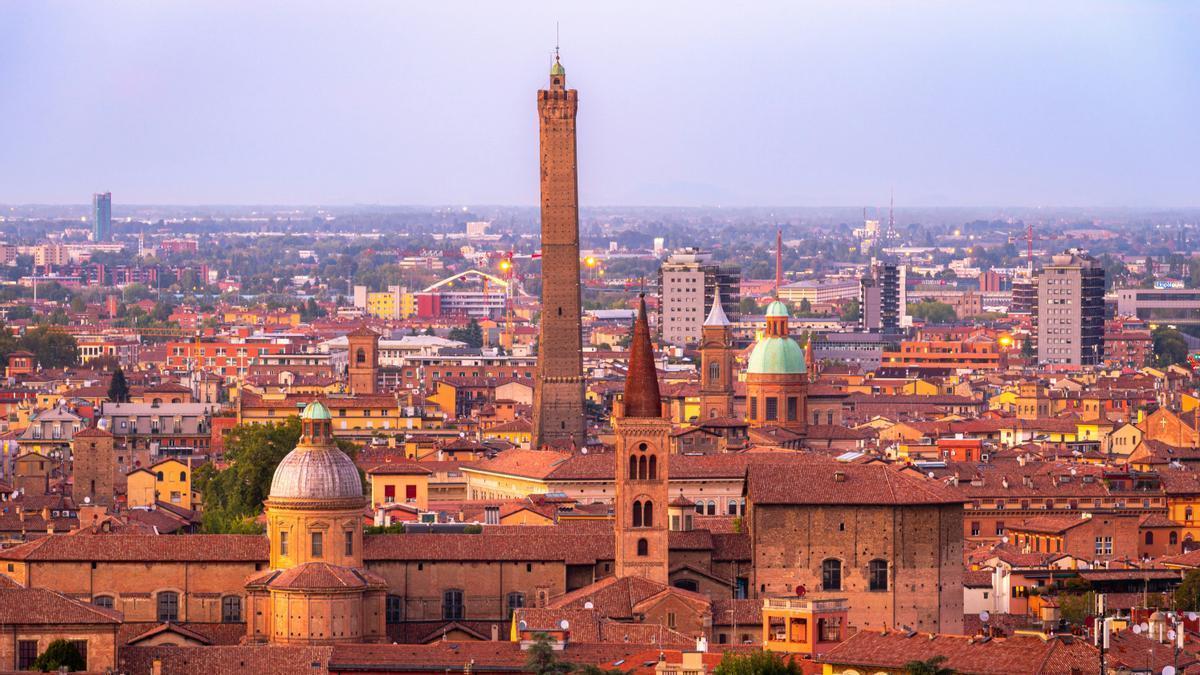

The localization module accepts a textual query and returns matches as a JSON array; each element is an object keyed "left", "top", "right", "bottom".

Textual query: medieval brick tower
[
  {"left": 346, "top": 325, "right": 379, "bottom": 395},
  {"left": 614, "top": 295, "right": 670, "bottom": 585},
  {"left": 72, "top": 427, "right": 116, "bottom": 504},
  {"left": 699, "top": 289, "right": 735, "bottom": 420},
  {"left": 532, "top": 53, "right": 586, "bottom": 450}
]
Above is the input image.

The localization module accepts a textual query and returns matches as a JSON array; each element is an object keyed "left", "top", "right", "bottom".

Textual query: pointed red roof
[{"left": 621, "top": 295, "right": 661, "bottom": 419}]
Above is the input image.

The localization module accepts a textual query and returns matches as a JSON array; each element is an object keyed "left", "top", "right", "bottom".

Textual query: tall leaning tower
[{"left": 532, "top": 53, "right": 586, "bottom": 450}]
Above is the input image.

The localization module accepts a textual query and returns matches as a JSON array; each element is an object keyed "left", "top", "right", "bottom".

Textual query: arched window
[
  {"left": 157, "top": 591, "right": 179, "bottom": 622},
  {"left": 708, "top": 362, "right": 719, "bottom": 382},
  {"left": 822, "top": 559, "right": 842, "bottom": 591},
  {"left": 868, "top": 559, "right": 888, "bottom": 591},
  {"left": 642, "top": 501, "right": 654, "bottom": 528},
  {"left": 356, "top": 348, "right": 366, "bottom": 364},
  {"left": 386, "top": 595, "right": 404, "bottom": 623},
  {"left": 1146, "top": 531, "right": 1154, "bottom": 546},
  {"left": 629, "top": 455, "right": 638, "bottom": 479},
  {"left": 638, "top": 456, "right": 648, "bottom": 480},
  {"left": 92, "top": 595, "right": 114, "bottom": 610},
  {"left": 442, "top": 589, "right": 464, "bottom": 620},
  {"left": 179, "top": 471, "right": 186, "bottom": 481},
  {"left": 694, "top": 502, "right": 704, "bottom": 515},
  {"left": 632, "top": 500, "right": 643, "bottom": 528},
  {"left": 637, "top": 538, "right": 648, "bottom": 556},
  {"left": 1187, "top": 507, "right": 1194, "bottom": 522},
  {"left": 707, "top": 500, "right": 716, "bottom": 516},
  {"left": 221, "top": 595, "right": 242, "bottom": 623},
  {"left": 1171, "top": 531, "right": 1179, "bottom": 545},
  {"left": 648, "top": 455, "right": 657, "bottom": 480}
]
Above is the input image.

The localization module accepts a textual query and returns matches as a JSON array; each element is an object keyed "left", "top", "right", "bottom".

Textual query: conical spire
[
  {"left": 704, "top": 288, "right": 730, "bottom": 327},
  {"left": 622, "top": 294, "right": 662, "bottom": 418}
]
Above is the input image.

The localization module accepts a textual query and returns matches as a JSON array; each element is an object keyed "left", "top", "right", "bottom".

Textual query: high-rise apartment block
[
  {"left": 860, "top": 260, "right": 907, "bottom": 333},
  {"left": 657, "top": 250, "right": 740, "bottom": 346},
  {"left": 1036, "top": 250, "right": 1104, "bottom": 366}
]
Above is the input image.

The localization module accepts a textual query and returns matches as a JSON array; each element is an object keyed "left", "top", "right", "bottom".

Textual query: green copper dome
[
  {"left": 746, "top": 337, "right": 806, "bottom": 375},
  {"left": 550, "top": 60, "right": 565, "bottom": 77},
  {"left": 765, "top": 300, "right": 790, "bottom": 317},
  {"left": 300, "top": 401, "right": 332, "bottom": 420}
]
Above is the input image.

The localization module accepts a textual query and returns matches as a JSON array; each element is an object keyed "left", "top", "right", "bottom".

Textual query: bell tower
[
  {"left": 699, "top": 288, "right": 735, "bottom": 420},
  {"left": 614, "top": 295, "right": 670, "bottom": 585},
  {"left": 346, "top": 325, "right": 379, "bottom": 395}
]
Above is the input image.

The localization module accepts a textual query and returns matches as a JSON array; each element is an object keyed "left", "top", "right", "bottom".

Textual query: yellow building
[
  {"left": 238, "top": 392, "right": 426, "bottom": 441},
  {"left": 481, "top": 419, "right": 533, "bottom": 449},
  {"left": 126, "top": 469, "right": 157, "bottom": 508},
  {"left": 461, "top": 449, "right": 569, "bottom": 501},
  {"left": 362, "top": 287, "right": 415, "bottom": 319},
  {"left": 762, "top": 596, "right": 848, "bottom": 657},
  {"left": 127, "top": 459, "right": 195, "bottom": 509},
  {"left": 364, "top": 462, "right": 432, "bottom": 511}
]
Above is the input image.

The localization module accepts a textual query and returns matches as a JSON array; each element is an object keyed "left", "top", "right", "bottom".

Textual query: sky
[{"left": 1, "top": 1, "right": 1198, "bottom": 208}]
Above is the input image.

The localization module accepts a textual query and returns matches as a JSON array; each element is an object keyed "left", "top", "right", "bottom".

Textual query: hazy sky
[{"left": 1, "top": 1, "right": 1197, "bottom": 207}]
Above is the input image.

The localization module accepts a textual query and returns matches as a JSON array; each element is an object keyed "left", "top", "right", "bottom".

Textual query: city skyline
[{"left": 2, "top": 1, "right": 1198, "bottom": 208}]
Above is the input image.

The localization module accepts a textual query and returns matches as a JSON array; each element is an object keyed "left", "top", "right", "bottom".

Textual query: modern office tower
[
  {"left": 92, "top": 192, "right": 112, "bottom": 242},
  {"left": 1036, "top": 250, "right": 1105, "bottom": 366},
  {"left": 656, "top": 249, "right": 740, "bottom": 347},
  {"left": 860, "top": 259, "right": 907, "bottom": 333}
]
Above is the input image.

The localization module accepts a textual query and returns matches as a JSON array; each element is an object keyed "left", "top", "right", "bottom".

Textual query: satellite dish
[
  {"left": 560, "top": 619, "right": 570, "bottom": 630},
  {"left": 1001, "top": 536, "right": 1010, "bottom": 544},
  {"left": 1070, "top": 468, "right": 1078, "bottom": 476},
  {"left": 518, "top": 621, "right": 527, "bottom": 631},
  {"left": 1164, "top": 667, "right": 1177, "bottom": 675},
  {"left": 1189, "top": 613, "right": 1198, "bottom": 622},
  {"left": 584, "top": 601, "right": 594, "bottom": 609},
  {"left": 1140, "top": 622, "right": 1150, "bottom": 632},
  {"left": 1168, "top": 630, "right": 1177, "bottom": 641},
  {"left": 1133, "top": 625, "right": 1143, "bottom": 634},
  {"left": 979, "top": 611, "right": 990, "bottom": 623},
  {"left": 927, "top": 472, "right": 935, "bottom": 479},
  {"left": 581, "top": 448, "right": 588, "bottom": 455}
]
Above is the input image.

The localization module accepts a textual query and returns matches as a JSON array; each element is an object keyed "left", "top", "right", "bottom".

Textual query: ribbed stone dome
[{"left": 269, "top": 446, "right": 363, "bottom": 500}]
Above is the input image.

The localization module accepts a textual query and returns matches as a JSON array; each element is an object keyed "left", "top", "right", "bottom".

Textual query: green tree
[
  {"left": 20, "top": 326, "right": 78, "bottom": 369},
  {"left": 1057, "top": 591, "right": 1096, "bottom": 626},
  {"left": 448, "top": 319, "right": 484, "bottom": 348},
  {"left": 903, "top": 656, "right": 955, "bottom": 675},
  {"left": 1020, "top": 335, "right": 1035, "bottom": 360},
  {"left": 840, "top": 299, "right": 861, "bottom": 323},
  {"left": 107, "top": 366, "right": 130, "bottom": 403},
  {"left": 907, "top": 300, "right": 958, "bottom": 324},
  {"left": 713, "top": 651, "right": 802, "bottom": 675},
  {"left": 525, "top": 633, "right": 572, "bottom": 675},
  {"left": 31, "top": 639, "right": 86, "bottom": 672},
  {"left": 1175, "top": 569, "right": 1200, "bottom": 611},
  {"left": 0, "top": 322, "right": 19, "bottom": 363},
  {"left": 195, "top": 418, "right": 361, "bottom": 532},
  {"left": 1153, "top": 326, "right": 1190, "bottom": 367}
]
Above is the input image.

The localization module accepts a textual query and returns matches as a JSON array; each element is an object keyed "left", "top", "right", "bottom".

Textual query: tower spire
[{"left": 622, "top": 294, "right": 661, "bottom": 418}]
